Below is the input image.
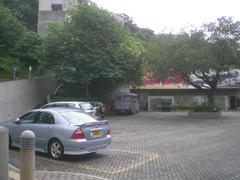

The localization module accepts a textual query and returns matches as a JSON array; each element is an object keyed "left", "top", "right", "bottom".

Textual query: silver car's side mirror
[{"left": 14, "top": 118, "right": 20, "bottom": 124}]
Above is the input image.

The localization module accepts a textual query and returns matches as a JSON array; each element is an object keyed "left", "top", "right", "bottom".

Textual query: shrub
[
  {"left": 191, "top": 103, "right": 220, "bottom": 112},
  {"left": 172, "top": 104, "right": 193, "bottom": 110},
  {"left": 172, "top": 103, "right": 221, "bottom": 112}
]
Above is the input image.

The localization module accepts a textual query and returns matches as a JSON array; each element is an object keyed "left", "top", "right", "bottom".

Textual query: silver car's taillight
[{"left": 71, "top": 128, "right": 85, "bottom": 139}]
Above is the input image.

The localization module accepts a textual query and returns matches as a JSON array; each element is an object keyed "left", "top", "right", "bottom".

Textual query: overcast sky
[{"left": 91, "top": 0, "right": 240, "bottom": 34}]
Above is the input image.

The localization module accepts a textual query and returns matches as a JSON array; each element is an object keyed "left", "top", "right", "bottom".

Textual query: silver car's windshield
[{"left": 60, "top": 111, "right": 96, "bottom": 124}]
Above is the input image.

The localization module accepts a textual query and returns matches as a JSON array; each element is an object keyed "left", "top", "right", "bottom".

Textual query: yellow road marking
[
  {"left": 9, "top": 170, "right": 38, "bottom": 180},
  {"left": 109, "top": 154, "right": 159, "bottom": 174},
  {"left": 10, "top": 149, "right": 159, "bottom": 175},
  {"left": 9, "top": 170, "right": 20, "bottom": 180}
]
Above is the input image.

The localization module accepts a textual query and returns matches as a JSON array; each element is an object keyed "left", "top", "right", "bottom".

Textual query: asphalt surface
[{"left": 9, "top": 111, "right": 240, "bottom": 180}]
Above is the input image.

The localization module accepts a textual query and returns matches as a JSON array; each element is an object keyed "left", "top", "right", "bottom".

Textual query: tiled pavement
[
  {"left": 9, "top": 169, "right": 110, "bottom": 180},
  {"left": 9, "top": 111, "right": 240, "bottom": 180}
]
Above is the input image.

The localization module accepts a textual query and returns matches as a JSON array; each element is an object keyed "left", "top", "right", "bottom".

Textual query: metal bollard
[
  {"left": 0, "top": 126, "right": 8, "bottom": 180},
  {"left": 20, "top": 130, "right": 35, "bottom": 180}
]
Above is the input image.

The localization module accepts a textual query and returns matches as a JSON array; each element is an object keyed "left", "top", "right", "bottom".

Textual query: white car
[{"left": 41, "top": 101, "right": 97, "bottom": 116}]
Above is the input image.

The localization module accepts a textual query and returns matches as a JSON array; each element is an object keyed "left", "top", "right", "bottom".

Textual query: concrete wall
[
  {"left": 38, "top": 0, "right": 78, "bottom": 36},
  {"left": 39, "top": 0, "right": 78, "bottom": 11},
  {"left": 0, "top": 79, "right": 55, "bottom": 123},
  {"left": 38, "top": 11, "right": 65, "bottom": 36}
]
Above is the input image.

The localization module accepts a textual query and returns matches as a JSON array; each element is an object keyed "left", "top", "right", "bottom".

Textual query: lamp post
[
  {"left": 12, "top": 65, "right": 17, "bottom": 80},
  {"left": 29, "top": 66, "right": 32, "bottom": 80}
]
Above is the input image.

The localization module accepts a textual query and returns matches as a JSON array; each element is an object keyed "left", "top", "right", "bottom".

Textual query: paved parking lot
[{"left": 9, "top": 111, "right": 240, "bottom": 180}]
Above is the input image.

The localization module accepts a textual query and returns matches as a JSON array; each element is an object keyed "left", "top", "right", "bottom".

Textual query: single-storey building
[{"left": 131, "top": 88, "right": 240, "bottom": 111}]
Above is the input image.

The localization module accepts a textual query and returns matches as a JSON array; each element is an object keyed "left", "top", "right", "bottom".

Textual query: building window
[
  {"left": 148, "top": 96, "right": 174, "bottom": 111},
  {"left": 52, "top": 0, "right": 63, "bottom": 10}
]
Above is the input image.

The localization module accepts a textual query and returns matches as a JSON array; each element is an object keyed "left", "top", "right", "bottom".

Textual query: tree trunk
[
  {"left": 207, "top": 89, "right": 215, "bottom": 106},
  {"left": 85, "top": 85, "right": 89, "bottom": 97},
  {"left": 47, "top": 83, "right": 63, "bottom": 103}
]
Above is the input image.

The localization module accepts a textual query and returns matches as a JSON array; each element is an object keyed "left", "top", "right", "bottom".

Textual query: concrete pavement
[{"left": 8, "top": 111, "right": 240, "bottom": 180}]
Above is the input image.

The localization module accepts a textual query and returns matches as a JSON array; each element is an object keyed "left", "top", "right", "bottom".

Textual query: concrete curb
[
  {"left": 9, "top": 164, "right": 110, "bottom": 180},
  {"left": 36, "top": 171, "right": 111, "bottom": 180}
]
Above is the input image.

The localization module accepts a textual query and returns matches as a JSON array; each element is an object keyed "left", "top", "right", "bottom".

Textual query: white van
[{"left": 113, "top": 92, "right": 139, "bottom": 114}]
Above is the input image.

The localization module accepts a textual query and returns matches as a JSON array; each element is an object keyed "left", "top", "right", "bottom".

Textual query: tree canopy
[
  {"left": 42, "top": 3, "right": 144, "bottom": 98},
  {"left": 0, "top": 0, "right": 38, "bottom": 31},
  {"left": 149, "top": 17, "right": 240, "bottom": 105},
  {"left": 0, "top": 3, "right": 41, "bottom": 78},
  {"left": 0, "top": 4, "right": 24, "bottom": 71}
]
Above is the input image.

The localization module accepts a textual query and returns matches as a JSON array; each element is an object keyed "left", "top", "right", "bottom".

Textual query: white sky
[{"left": 91, "top": 0, "right": 240, "bottom": 34}]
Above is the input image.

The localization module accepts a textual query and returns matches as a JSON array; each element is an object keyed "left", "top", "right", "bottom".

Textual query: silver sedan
[{"left": 2, "top": 108, "right": 111, "bottom": 159}]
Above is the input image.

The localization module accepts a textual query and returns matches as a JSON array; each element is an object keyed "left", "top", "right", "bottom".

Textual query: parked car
[
  {"left": 90, "top": 101, "right": 105, "bottom": 119},
  {"left": 113, "top": 92, "right": 139, "bottom": 114},
  {"left": 2, "top": 108, "right": 111, "bottom": 159},
  {"left": 41, "top": 101, "right": 97, "bottom": 117}
]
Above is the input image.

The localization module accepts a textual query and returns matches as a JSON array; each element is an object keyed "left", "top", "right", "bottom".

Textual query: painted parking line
[
  {"left": 10, "top": 149, "right": 159, "bottom": 175},
  {"left": 9, "top": 169, "right": 39, "bottom": 180},
  {"left": 109, "top": 153, "right": 159, "bottom": 174},
  {"left": 36, "top": 171, "right": 111, "bottom": 180},
  {"left": 40, "top": 149, "right": 158, "bottom": 175},
  {"left": 9, "top": 170, "right": 20, "bottom": 180}
]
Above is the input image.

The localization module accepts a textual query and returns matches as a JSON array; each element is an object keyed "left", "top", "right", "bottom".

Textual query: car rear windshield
[
  {"left": 60, "top": 111, "right": 96, "bottom": 124},
  {"left": 79, "top": 103, "right": 94, "bottom": 110},
  {"left": 43, "top": 103, "right": 75, "bottom": 108},
  {"left": 117, "top": 95, "right": 130, "bottom": 101}
]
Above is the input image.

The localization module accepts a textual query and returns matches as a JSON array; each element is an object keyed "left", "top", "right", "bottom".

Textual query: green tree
[
  {"left": 15, "top": 31, "right": 42, "bottom": 75},
  {"left": 0, "top": 0, "right": 38, "bottom": 31},
  {"left": 116, "top": 13, "right": 155, "bottom": 41},
  {"left": 0, "top": 4, "right": 41, "bottom": 78},
  {"left": 149, "top": 17, "right": 240, "bottom": 105},
  {"left": 42, "top": 3, "right": 144, "bottom": 98},
  {"left": 0, "top": 4, "right": 25, "bottom": 72},
  {"left": 117, "top": 13, "right": 155, "bottom": 73}
]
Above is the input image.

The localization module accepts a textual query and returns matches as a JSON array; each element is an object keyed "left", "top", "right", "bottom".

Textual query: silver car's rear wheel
[{"left": 48, "top": 139, "right": 64, "bottom": 159}]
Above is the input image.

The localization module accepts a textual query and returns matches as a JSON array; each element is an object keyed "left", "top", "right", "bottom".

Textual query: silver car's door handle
[{"left": 48, "top": 126, "right": 53, "bottom": 129}]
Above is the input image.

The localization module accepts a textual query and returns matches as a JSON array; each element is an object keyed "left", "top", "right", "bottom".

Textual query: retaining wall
[{"left": 0, "top": 79, "right": 55, "bottom": 123}]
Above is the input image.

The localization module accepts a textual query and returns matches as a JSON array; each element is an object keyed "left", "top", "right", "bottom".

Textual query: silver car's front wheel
[{"left": 48, "top": 139, "right": 64, "bottom": 159}]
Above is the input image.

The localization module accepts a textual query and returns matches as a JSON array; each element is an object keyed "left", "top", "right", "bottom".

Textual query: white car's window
[
  {"left": 44, "top": 103, "right": 75, "bottom": 108},
  {"left": 79, "top": 103, "right": 94, "bottom": 110},
  {"left": 60, "top": 111, "right": 96, "bottom": 124},
  {"left": 65, "top": 103, "right": 76, "bottom": 108}
]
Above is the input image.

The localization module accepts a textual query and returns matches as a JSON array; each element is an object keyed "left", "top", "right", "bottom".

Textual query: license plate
[{"left": 91, "top": 130, "right": 102, "bottom": 138}]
